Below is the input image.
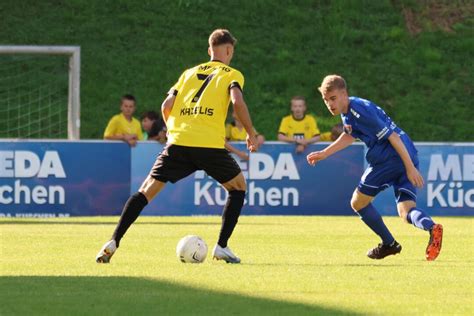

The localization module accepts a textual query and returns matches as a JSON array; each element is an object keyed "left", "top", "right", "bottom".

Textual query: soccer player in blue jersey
[{"left": 307, "top": 75, "right": 443, "bottom": 260}]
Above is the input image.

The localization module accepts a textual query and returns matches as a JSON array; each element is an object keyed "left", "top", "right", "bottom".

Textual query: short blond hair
[
  {"left": 318, "top": 75, "right": 347, "bottom": 94},
  {"left": 290, "top": 95, "right": 306, "bottom": 104},
  {"left": 208, "top": 29, "right": 237, "bottom": 47}
]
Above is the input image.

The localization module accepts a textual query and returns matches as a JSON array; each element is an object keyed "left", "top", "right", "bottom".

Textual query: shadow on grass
[{"left": 0, "top": 276, "right": 360, "bottom": 315}]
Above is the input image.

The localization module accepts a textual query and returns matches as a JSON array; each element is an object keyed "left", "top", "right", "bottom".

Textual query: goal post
[{"left": 0, "top": 46, "right": 81, "bottom": 140}]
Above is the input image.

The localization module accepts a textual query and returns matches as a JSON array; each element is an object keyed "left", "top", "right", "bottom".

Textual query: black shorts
[{"left": 150, "top": 144, "right": 241, "bottom": 184}]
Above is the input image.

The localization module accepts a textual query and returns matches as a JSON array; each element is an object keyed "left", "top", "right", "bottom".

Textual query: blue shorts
[{"left": 357, "top": 158, "right": 418, "bottom": 203}]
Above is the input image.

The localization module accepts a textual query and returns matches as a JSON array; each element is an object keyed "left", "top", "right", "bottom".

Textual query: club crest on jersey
[{"left": 343, "top": 124, "right": 352, "bottom": 134}]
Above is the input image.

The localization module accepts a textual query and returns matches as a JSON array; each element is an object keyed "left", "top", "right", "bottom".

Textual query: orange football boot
[{"left": 426, "top": 224, "right": 443, "bottom": 261}]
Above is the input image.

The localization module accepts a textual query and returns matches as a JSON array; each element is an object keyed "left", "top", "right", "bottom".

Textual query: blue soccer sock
[
  {"left": 406, "top": 207, "right": 435, "bottom": 231},
  {"left": 357, "top": 204, "right": 395, "bottom": 245}
]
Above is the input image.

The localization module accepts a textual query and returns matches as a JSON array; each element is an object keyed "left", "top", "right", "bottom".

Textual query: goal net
[{"left": 0, "top": 46, "right": 80, "bottom": 140}]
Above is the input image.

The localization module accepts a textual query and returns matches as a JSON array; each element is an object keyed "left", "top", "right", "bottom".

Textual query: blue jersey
[{"left": 341, "top": 97, "right": 417, "bottom": 165}]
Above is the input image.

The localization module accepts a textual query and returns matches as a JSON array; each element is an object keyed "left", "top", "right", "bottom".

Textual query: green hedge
[{"left": 1, "top": 0, "right": 472, "bottom": 140}]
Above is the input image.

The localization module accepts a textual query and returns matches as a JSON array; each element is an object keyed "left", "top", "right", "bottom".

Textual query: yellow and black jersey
[
  {"left": 225, "top": 123, "right": 259, "bottom": 141},
  {"left": 278, "top": 114, "right": 320, "bottom": 140},
  {"left": 319, "top": 131, "right": 332, "bottom": 141},
  {"left": 166, "top": 60, "right": 244, "bottom": 148},
  {"left": 103, "top": 114, "right": 143, "bottom": 140}
]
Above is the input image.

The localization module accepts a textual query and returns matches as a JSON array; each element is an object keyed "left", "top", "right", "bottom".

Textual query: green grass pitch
[{"left": 1, "top": 216, "right": 473, "bottom": 315}]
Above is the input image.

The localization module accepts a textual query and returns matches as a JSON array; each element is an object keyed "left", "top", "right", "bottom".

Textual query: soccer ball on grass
[{"left": 176, "top": 235, "right": 208, "bottom": 263}]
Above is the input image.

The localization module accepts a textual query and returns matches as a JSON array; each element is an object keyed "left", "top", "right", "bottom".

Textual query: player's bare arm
[
  {"left": 161, "top": 94, "right": 176, "bottom": 124},
  {"left": 230, "top": 87, "right": 257, "bottom": 152},
  {"left": 224, "top": 141, "right": 249, "bottom": 160},
  {"left": 306, "top": 132, "right": 354, "bottom": 166},
  {"left": 388, "top": 133, "right": 424, "bottom": 188}
]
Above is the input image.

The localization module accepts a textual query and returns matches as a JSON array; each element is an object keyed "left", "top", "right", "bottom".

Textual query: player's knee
[
  {"left": 350, "top": 189, "right": 373, "bottom": 212},
  {"left": 223, "top": 173, "right": 247, "bottom": 191},
  {"left": 397, "top": 207, "right": 410, "bottom": 222},
  {"left": 229, "top": 180, "right": 246, "bottom": 192},
  {"left": 350, "top": 198, "right": 361, "bottom": 212},
  {"left": 397, "top": 194, "right": 416, "bottom": 222},
  {"left": 398, "top": 209, "right": 408, "bottom": 220},
  {"left": 350, "top": 194, "right": 364, "bottom": 212}
]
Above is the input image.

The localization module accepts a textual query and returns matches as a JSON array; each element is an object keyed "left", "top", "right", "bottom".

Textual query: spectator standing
[
  {"left": 278, "top": 96, "right": 321, "bottom": 153},
  {"left": 104, "top": 94, "right": 143, "bottom": 146}
]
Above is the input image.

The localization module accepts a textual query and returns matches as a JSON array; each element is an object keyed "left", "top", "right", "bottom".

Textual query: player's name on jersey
[
  {"left": 180, "top": 106, "right": 214, "bottom": 116},
  {"left": 199, "top": 64, "right": 231, "bottom": 72}
]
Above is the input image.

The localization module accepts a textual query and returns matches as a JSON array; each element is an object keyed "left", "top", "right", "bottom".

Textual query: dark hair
[
  {"left": 208, "top": 29, "right": 237, "bottom": 47},
  {"left": 121, "top": 94, "right": 136, "bottom": 103},
  {"left": 141, "top": 111, "right": 159, "bottom": 121},
  {"left": 331, "top": 123, "right": 344, "bottom": 141}
]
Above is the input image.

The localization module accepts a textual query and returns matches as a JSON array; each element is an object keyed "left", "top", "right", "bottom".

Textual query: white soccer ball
[{"left": 176, "top": 235, "right": 208, "bottom": 263}]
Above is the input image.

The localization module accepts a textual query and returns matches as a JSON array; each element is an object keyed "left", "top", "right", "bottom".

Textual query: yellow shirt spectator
[
  {"left": 104, "top": 113, "right": 143, "bottom": 140},
  {"left": 104, "top": 94, "right": 144, "bottom": 147},
  {"left": 320, "top": 132, "right": 332, "bottom": 141},
  {"left": 278, "top": 96, "right": 321, "bottom": 154},
  {"left": 278, "top": 114, "right": 320, "bottom": 140},
  {"left": 226, "top": 123, "right": 259, "bottom": 141},
  {"left": 319, "top": 123, "right": 343, "bottom": 142}
]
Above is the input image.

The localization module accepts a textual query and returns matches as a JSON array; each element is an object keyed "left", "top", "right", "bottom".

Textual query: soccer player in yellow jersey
[
  {"left": 96, "top": 29, "right": 258, "bottom": 264},
  {"left": 278, "top": 96, "right": 321, "bottom": 153}
]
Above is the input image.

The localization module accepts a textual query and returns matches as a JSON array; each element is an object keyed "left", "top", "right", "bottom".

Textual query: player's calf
[
  {"left": 217, "top": 190, "right": 245, "bottom": 249},
  {"left": 350, "top": 190, "right": 373, "bottom": 212}
]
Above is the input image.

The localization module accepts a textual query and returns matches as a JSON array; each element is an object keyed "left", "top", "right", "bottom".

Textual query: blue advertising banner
[
  {"left": 131, "top": 142, "right": 365, "bottom": 216},
  {"left": 2, "top": 141, "right": 472, "bottom": 216},
  {"left": 0, "top": 141, "right": 130, "bottom": 217},
  {"left": 373, "top": 143, "right": 474, "bottom": 216}
]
